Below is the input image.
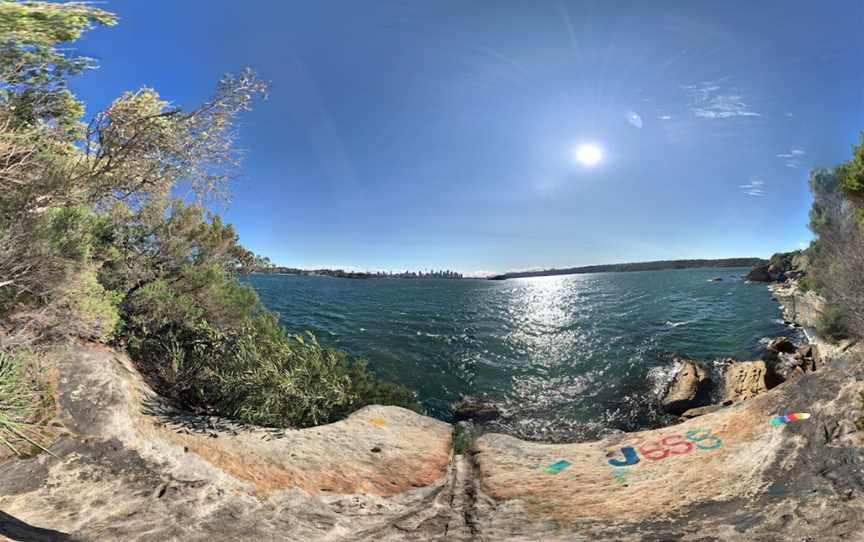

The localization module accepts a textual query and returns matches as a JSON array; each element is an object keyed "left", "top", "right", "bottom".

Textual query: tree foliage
[
  {"left": 838, "top": 133, "right": 864, "bottom": 228},
  {"left": 0, "top": 0, "right": 419, "bottom": 428},
  {"left": 802, "top": 147, "right": 864, "bottom": 340}
]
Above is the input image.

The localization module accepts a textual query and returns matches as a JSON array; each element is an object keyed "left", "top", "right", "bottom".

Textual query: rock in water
[
  {"left": 661, "top": 359, "right": 708, "bottom": 415},
  {"left": 452, "top": 394, "right": 501, "bottom": 422},
  {"left": 723, "top": 361, "right": 768, "bottom": 403}
]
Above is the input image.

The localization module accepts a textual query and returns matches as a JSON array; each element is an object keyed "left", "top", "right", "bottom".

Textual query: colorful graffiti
[
  {"left": 611, "top": 469, "right": 628, "bottom": 485},
  {"left": 606, "top": 428, "right": 722, "bottom": 468},
  {"left": 544, "top": 460, "right": 572, "bottom": 474},
  {"left": 368, "top": 418, "right": 387, "bottom": 428},
  {"left": 770, "top": 413, "right": 810, "bottom": 426}
]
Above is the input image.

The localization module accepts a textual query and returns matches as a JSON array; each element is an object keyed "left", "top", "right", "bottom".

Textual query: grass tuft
[
  {"left": 0, "top": 349, "right": 55, "bottom": 458},
  {"left": 856, "top": 390, "right": 864, "bottom": 432},
  {"left": 453, "top": 423, "right": 474, "bottom": 455}
]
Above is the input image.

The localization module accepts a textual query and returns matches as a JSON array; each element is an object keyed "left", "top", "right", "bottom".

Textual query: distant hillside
[{"left": 487, "top": 258, "right": 767, "bottom": 280}]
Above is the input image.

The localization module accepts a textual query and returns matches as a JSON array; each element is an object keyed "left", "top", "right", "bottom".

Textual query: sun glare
[{"left": 575, "top": 144, "right": 603, "bottom": 167}]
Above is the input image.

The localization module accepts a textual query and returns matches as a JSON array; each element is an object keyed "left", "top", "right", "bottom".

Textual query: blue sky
[{"left": 71, "top": 1, "right": 864, "bottom": 275}]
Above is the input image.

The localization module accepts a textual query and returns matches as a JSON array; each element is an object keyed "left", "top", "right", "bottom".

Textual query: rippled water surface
[{"left": 244, "top": 268, "right": 791, "bottom": 442}]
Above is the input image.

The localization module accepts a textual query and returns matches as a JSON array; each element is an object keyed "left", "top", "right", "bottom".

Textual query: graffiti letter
[
  {"left": 685, "top": 429, "right": 722, "bottom": 450},
  {"left": 607, "top": 446, "right": 640, "bottom": 467},
  {"left": 661, "top": 434, "right": 694, "bottom": 455},
  {"left": 638, "top": 441, "right": 670, "bottom": 461}
]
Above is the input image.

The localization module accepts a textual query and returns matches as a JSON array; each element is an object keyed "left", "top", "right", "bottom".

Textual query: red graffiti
[{"left": 606, "top": 428, "right": 721, "bottom": 468}]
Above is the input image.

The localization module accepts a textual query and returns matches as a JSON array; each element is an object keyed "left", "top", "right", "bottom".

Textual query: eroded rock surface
[
  {"left": 1, "top": 341, "right": 864, "bottom": 541},
  {"left": 0, "top": 343, "right": 463, "bottom": 541},
  {"left": 660, "top": 359, "right": 708, "bottom": 415},
  {"left": 723, "top": 360, "right": 769, "bottom": 403},
  {"left": 474, "top": 350, "right": 864, "bottom": 541}
]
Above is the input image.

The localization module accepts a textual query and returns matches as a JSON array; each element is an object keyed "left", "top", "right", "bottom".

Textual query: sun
[{"left": 575, "top": 144, "right": 603, "bottom": 167}]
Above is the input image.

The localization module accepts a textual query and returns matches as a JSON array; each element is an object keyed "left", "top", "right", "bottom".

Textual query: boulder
[
  {"left": 794, "top": 343, "right": 820, "bottom": 372},
  {"left": 768, "top": 336, "right": 797, "bottom": 354},
  {"left": 660, "top": 359, "right": 708, "bottom": 415},
  {"left": 745, "top": 264, "right": 772, "bottom": 282},
  {"left": 453, "top": 394, "right": 501, "bottom": 422},
  {"left": 723, "top": 361, "right": 769, "bottom": 403},
  {"left": 764, "top": 341, "right": 820, "bottom": 384},
  {"left": 764, "top": 353, "right": 799, "bottom": 387}
]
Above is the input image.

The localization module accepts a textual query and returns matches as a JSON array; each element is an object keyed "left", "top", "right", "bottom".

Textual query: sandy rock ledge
[{"left": 1, "top": 341, "right": 864, "bottom": 541}]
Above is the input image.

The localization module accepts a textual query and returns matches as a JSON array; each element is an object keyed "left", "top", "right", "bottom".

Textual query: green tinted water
[{"left": 244, "top": 267, "right": 792, "bottom": 441}]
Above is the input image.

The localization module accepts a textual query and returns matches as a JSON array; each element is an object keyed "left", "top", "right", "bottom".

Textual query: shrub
[
  {"left": 452, "top": 424, "right": 473, "bottom": 455},
  {"left": 127, "top": 309, "right": 420, "bottom": 428},
  {"left": 839, "top": 134, "right": 864, "bottom": 204},
  {"left": 54, "top": 267, "right": 121, "bottom": 342},
  {"left": 816, "top": 307, "right": 849, "bottom": 343}
]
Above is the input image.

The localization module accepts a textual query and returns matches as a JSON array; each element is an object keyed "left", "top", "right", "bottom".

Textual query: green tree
[
  {"left": 0, "top": 0, "right": 115, "bottom": 140},
  {"left": 838, "top": 133, "right": 864, "bottom": 228},
  {"left": 0, "top": 1, "right": 419, "bottom": 429}
]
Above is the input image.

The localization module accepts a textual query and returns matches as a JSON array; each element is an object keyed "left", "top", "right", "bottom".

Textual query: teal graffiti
[
  {"left": 544, "top": 460, "right": 571, "bottom": 474},
  {"left": 685, "top": 429, "right": 722, "bottom": 450}
]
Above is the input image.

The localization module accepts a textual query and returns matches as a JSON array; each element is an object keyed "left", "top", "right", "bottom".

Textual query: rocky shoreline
[
  {"left": 655, "top": 279, "right": 857, "bottom": 424},
  {"left": 657, "top": 335, "right": 821, "bottom": 420},
  {"left": 1, "top": 280, "right": 863, "bottom": 541}
]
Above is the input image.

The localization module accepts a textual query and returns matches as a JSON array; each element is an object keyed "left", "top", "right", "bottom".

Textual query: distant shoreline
[
  {"left": 248, "top": 258, "right": 767, "bottom": 281},
  {"left": 249, "top": 268, "right": 464, "bottom": 280},
  {"left": 487, "top": 258, "right": 767, "bottom": 280}
]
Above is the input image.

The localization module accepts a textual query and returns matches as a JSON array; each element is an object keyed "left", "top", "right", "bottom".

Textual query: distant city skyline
[{"left": 71, "top": 1, "right": 864, "bottom": 274}]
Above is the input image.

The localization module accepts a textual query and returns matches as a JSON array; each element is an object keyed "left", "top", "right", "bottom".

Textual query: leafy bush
[
  {"left": 54, "top": 268, "right": 121, "bottom": 342},
  {"left": 797, "top": 274, "right": 816, "bottom": 293},
  {"left": 839, "top": 134, "right": 864, "bottom": 202},
  {"left": 816, "top": 307, "right": 849, "bottom": 343},
  {"left": 128, "top": 311, "right": 419, "bottom": 428},
  {"left": 769, "top": 251, "right": 797, "bottom": 269}
]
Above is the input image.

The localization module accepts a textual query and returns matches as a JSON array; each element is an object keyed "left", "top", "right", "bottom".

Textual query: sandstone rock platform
[{"left": 1, "top": 341, "right": 864, "bottom": 541}]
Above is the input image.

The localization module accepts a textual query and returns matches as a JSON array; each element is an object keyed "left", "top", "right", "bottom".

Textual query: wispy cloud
[
  {"left": 682, "top": 81, "right": 761, "bottom": 119},
  {"left": 660, "top": 115, "right": 672, "bottom": 120},
  {"left": 740, "top": 178, "right": 766, "bottom": 197},
  {"left": 777, "top": 148, "right": 805, "bottom": 168}
]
